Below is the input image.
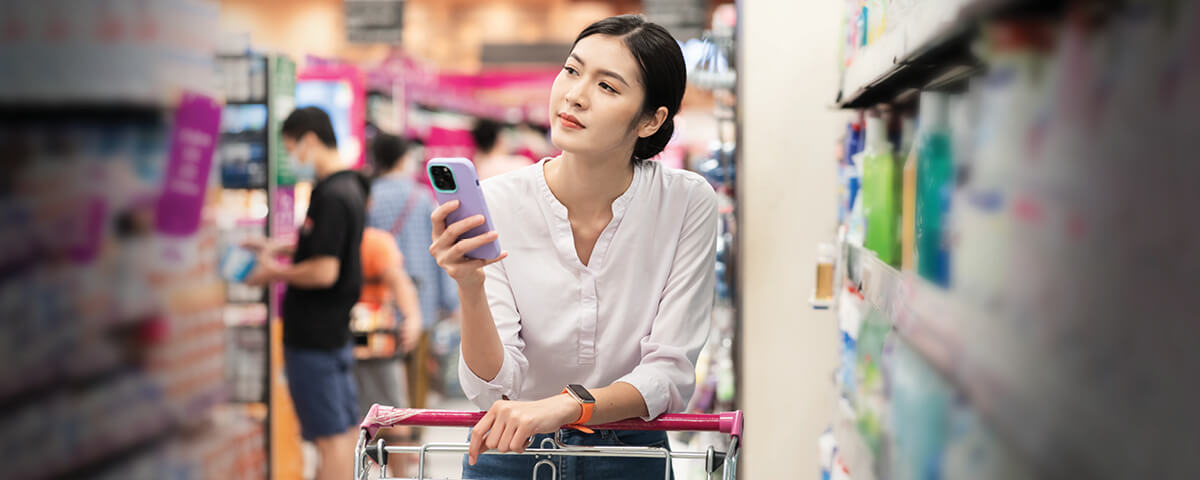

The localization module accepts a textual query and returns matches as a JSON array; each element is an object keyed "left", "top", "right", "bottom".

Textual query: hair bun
[{"left": 633, "top": 118, "right": 674, "bottom": 162}]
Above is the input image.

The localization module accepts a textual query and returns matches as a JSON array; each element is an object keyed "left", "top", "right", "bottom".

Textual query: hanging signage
[
  {"left": 345, "top": 0, "right": 405, "bottom": 44},
  {"left": 156, "top": 92, "right": 221, "bottom": 237}
]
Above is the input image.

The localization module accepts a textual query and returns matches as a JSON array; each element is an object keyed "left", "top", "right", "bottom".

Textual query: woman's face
[{"left": 548, "top": 34, "right": 648, "bottom": 159}]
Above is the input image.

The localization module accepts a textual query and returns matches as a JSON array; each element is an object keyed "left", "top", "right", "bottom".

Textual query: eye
[
  {"left": 563, "top": 66, "right": 578, "bottom": 76},
  {"left": 599, "top": 82, "right": 617, "bottom": 93}
]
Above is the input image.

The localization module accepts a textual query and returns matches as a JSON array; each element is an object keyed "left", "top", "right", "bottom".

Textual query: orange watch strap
[{"left": 562, "top": 388, "right": 595, "bottom": 434}]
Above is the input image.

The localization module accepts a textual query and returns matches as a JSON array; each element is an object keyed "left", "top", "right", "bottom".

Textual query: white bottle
[{"left": 952, "top": 23, "right": 1050, "bottom": 314}]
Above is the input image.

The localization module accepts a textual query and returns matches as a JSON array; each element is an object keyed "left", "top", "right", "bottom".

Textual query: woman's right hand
[{"left": 430, "top": 200, "right": 508, "bottom": 289}]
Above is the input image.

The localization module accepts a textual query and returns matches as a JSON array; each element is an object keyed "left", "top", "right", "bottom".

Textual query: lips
[{"left": 558, "top": 113, "right": 585, "bottom": 129}]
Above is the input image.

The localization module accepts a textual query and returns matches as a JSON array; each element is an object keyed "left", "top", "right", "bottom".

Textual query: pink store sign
[{"left": 155, "top": 92, "right": 221, "bottom": 237}]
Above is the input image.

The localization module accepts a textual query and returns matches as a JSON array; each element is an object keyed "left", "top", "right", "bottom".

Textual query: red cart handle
[{"left": 360, "top": 404, "right": 744, "bottom": 442}]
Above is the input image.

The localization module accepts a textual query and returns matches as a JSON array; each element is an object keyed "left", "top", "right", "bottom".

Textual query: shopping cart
[{"left": 355, "top": 404, "right": 744, "bottom": 480}]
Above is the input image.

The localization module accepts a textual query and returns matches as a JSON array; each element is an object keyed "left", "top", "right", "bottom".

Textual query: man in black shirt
[{"left": 246, "top": 106, "right": 364, "bottom": 480}]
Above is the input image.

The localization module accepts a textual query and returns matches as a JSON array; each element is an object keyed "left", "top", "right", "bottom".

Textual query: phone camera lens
[{"left": 432, "top": 166, "right": 456, "bottom": 190}]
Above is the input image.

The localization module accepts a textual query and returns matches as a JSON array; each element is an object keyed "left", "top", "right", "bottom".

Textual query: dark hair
[
  {"left": 371, "top": 133, "right": 407, "bottom": 173},
  {"left": 573, "top": 15, "right": 686, "bottom": 162},
  {"left": 471, "top": 118, "right": 502, "bottom": 153},
  {"left": 281, "top": 106, "right": 338, "bottom": 148}
]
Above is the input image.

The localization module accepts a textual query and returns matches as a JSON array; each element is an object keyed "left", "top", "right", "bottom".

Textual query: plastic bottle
[
  {"left": 900, "top": 115, "right": 919, "bottom": 271},
  {"left": 855, "top": 308, "right": 891, "bottom": 456},
  {"left": 914, "top": 92, "right": 953, "bottom": 286},
  {"left": 888, "top": 340, "right": 952, "bottom": 480},
  {"left": 858, "top": 1, "right": 868, "bottom": 47},
  {"left": 952, "top": 21, "right": 1052, "bottom": 307},
  {"left": 861, "top": 113, "right": 900, "bottom": 266}
]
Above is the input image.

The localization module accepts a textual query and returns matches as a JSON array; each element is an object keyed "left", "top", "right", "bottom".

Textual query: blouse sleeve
[
  {"left": 457, "top": 258, "right": 530, "bottom": 409},
  {"left": 616, "top": 181, "right": 718, "bottom": 419}
]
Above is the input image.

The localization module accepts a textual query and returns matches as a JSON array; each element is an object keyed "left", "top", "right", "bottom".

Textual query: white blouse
[{"left": 459, "top": 158, "right": 718, "bottom": 420}]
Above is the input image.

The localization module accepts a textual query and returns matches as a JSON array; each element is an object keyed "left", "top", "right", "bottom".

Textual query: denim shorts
[
  {"left": 461, "top": 428, "right": 673, "bottom": 480},
  {"left": 284, "top": 344, "right": 358, "bottom": 441}
]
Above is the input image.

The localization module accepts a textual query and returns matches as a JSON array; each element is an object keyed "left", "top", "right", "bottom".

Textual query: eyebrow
[{"left": 569, "top": 53, "right": 631, "bottom": 87}]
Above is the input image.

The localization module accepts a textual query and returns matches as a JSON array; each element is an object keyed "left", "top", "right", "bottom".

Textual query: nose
[{"left": 564, "top": 80, "right": 587, "bottom": 110}]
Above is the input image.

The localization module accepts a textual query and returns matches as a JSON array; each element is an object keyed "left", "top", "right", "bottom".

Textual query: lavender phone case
[{"left": 427, "top": 157, "right": 502, "bottom": 260}]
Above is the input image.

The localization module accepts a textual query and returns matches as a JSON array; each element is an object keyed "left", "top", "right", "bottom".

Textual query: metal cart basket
[{"left": 355, "top": 404, "right": 744, "bottom": 480}]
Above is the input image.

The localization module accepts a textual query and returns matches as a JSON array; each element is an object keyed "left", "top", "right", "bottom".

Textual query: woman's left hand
[{"left": 467, "top": 395, "right": 582, "bottom": 465}]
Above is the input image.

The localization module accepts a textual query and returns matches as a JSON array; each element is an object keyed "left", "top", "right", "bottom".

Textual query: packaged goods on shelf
[
  {"left": 913, "top": 92, "right": 953, "bottom": 286},
  {"left": 827, "top": 2, "right": 1200, "bottom": 477},
  {"left": 0, "top": 0, "right": 220, "bottom": 104},
  {"left": 859, "top": 114, "right": 900, "bottom": 266}
]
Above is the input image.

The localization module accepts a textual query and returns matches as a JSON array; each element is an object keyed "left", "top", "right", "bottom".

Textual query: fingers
[
  {"left": 468, "top": 409, "right": 495, "bottom": 466},
  {"left": 403, "top": 332, "right": 419, "bottom": 353},
  {"left": 446, "top": 231, "right": 499, "bottom": 258},
  {"left": 492, "top": 421, "right": 517, "bottom": 453},
  {"left": 509, "top": 425, "right": 533, "bottom": 454},
  {"left": 430, "top": 200, "right": 459, "bottom": 238},
  {"left": 428, "top": 214, "right": 488, "bottom": 265},
  {"left": 481, "top": 251, "right": 509, "bottom": 267},
  {"left": 240, "top": 237, "right": 266, "bottom": 252},
  {"left": 440, "top": 215, "right": 487, "bottom": 244}
]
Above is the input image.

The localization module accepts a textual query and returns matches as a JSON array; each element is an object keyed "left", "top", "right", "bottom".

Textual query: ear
[{"left": 637, "top": 106, "right": 669, "bottom": 139}]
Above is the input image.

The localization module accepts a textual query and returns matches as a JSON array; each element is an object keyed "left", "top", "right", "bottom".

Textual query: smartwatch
[{"left": 562, "top": 384, "right": 595, "bottom": 433}]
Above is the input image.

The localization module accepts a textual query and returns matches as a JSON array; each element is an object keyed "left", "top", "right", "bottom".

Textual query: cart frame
[{"left": 355, "top": 404, "right": 744, "bottom": 480}]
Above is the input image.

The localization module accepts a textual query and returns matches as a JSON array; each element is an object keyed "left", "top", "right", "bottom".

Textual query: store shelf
[
  {"left": 809, "top": 292, "right": 833, "bottom": 310},
  {"left": 45, "top": 419, "right": 177, "bottom": 480},
  {"left": 835, "top": 0, "right": 1060, "bottom": 108},
  {"left": 831, "top": 398, "right": 877, "bottom": 480},
  {"left": 852, "top": 244, "right": 969, "bottom": 384},
  {"left": 0, "top": 102, "right": 169, "bottom": 122},
  {"left": 848, "top": 245, "right": 1043, "bottom": 474},
  {"left": 224, "top": 99, "right": 268, "bottom": 106}
]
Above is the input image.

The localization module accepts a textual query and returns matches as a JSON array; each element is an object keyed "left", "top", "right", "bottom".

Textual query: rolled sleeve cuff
[
  {"left": 458, "top": 349, "right": 518, "bottom": 409},
  {"left": 616, "top": 370, "right": 672, "bottom": 421}
]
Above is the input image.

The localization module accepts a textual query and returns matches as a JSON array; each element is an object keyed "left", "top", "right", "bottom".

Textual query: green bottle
[{"left": 862, "top": 114, "right": 900, "bottom": 266}]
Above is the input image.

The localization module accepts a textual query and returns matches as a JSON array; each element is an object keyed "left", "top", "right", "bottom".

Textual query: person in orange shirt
[{"left": 353, "top": 227, "right": 423, "bottom": 427}]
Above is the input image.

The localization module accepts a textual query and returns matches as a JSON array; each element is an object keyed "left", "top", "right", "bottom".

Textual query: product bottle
[
  {"left": 888, "top": 341, "right": 952, "bottom": 480},
  {"left": 952, "top": 21, "right": 1051, "bottom": 305},
  {"left": 858, "top": 1, "right": 868, "bottom": 47},
  {"left": 900, "top": 116, "right": 919, "bottom": 271},
  {"left": 861, "top": 113, "right": 900, "bottom": 266},
  {"left": 914, "top": 92, "right": 953, "bottom": 286},
  {"left": 855, "top": 308, "right": 891, "bottom": 456}
]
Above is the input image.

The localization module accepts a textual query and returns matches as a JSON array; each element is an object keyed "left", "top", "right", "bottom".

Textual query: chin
[{"left": 549, "top": 128, "right": 584, "bottom": 154}]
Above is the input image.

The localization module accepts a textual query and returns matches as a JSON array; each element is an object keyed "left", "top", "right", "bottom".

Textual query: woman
[{"left": 430, "top": 15, "right": 716, "bottom": 479}]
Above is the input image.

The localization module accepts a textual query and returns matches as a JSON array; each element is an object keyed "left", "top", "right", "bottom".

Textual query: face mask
[{"left": 288, "top": 143, "right": 316, "bottom": 181}]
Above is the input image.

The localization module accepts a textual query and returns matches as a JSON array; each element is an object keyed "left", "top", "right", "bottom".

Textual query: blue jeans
[{"left": 461, "top": 429, "right": 674, "bottom": 480}]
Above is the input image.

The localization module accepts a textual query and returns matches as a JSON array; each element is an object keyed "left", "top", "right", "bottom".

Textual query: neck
[
  {"left": 384, "top": 164, "right": 408, "bottom": 177},
  {"left": 546, "top": 149, "right": 635, "bottom": 213},
  {"left": 315, "top": 149, "right": 344, "bottom": 180},
  {"left": 476, "top": 149, "right": 499, "bottom": 162}
]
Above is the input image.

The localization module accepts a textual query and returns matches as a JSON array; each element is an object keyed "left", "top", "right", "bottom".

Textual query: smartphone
[{"left": 426, "top": 157, "right": 502, "bottom": 260}]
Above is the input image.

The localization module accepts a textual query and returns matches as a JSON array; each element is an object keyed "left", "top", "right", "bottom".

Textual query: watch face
[{"left": 568, "top": 384, "right": 595, "bottom": 403}]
